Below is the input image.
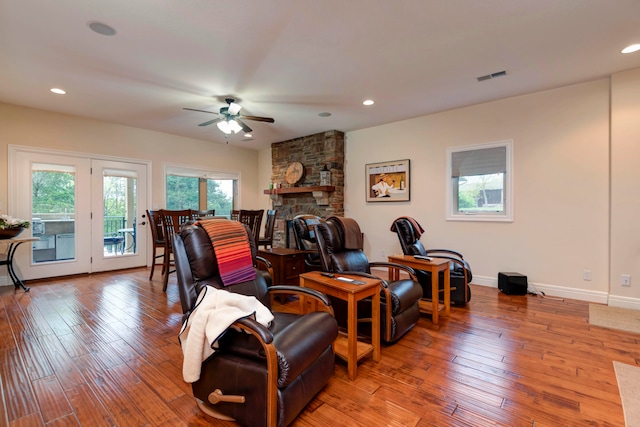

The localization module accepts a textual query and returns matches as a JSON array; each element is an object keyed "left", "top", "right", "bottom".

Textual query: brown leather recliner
[
  {"left": 173, "top": 221, "right": 338, "bottom": 427},
  {"left": 314, "top": 216, "right": 423, "bottom": 344},
  {"left": 391, "top": 217, "right": 472, "bottom": 305},
  {"left": 291, "top": 214, "right": 323, "bottom": 271}
]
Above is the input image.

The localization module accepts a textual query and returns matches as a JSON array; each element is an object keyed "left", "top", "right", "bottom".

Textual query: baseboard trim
[
  {"left": 471, "top": 274, "right": 609, "bottom": 304},
  {"left": 338, "top": 268, "right": 633, "bottom": 306},
  {"left": 606, "top": 295, "right": 640, "bottom": 310}
]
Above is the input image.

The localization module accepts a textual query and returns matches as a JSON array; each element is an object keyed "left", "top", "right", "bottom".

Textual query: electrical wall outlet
[
  {"left": 621, "top": 274, "right": 631, "bottom": 287},
  {"left": 583, "top": 270, "right": 592, "bottom": 281}
]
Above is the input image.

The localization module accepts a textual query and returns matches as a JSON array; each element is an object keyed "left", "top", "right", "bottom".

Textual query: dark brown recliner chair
[
  {"left": 173, "top": 221, "right": 338, "bottom": 427},
  {"left": 314, "top": 216, "right": 423, "bottom": 344},
  {"left": 291, "top": 214, "right": 323, "bottom": 271},
  {"left": 391, "top": 217, "right": 472, "bottom": 305}
]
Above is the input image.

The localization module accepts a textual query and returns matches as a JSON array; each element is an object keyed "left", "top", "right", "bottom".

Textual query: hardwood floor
[{"left": 1, "top": 268, "right": 635, "bottom": 426}]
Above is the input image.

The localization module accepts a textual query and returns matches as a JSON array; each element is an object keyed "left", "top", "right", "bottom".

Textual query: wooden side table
[
  {"left": 257, "top": 248, "right": 306, "bottom": 286},
  {"left": 258, "top": 248, "right": 306, "bottom": 303},
  {"left": 299, "top": 271, "right": 381, "bottom": 380},
  {"left": 387, "top": 254, "right": 451, "bottom": 325}
]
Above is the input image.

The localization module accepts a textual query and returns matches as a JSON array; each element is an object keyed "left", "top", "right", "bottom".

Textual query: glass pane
[
  {"left": 166, "top": 175, "right": 199, "bottom": 209},
  {"left": 206, "top": 179, "right": 234, "bottom": 218},
  {"left": 103, "top": 172, "right": 137, "bottom": 257},
  {"left": 456, "top": 173, "right": 504, "bottom": 213},
  {"left": 32, "top": 164, "right": 76, "bottom": 263}
]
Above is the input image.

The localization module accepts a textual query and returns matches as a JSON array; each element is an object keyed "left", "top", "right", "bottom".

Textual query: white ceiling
[{"left": 1, "top": 0, "right": 640, "bottom": 151}]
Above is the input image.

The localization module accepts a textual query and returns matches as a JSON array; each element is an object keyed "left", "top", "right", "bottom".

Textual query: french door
[
  {"left": 91, "top": 159, "right": 148, "bottom": 272},
  {"left": 9, "top": 147, "right": 149, "bottom": 280}
]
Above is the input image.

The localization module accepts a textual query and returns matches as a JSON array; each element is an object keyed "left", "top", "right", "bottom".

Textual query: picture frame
[{"left": 366, "top": 159, "right": 410, "bottom": 202}]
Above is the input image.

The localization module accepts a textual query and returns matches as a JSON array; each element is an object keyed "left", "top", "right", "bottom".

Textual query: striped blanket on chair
[{"left": 195, "top": 219, "right": 256, "bottom": 286}]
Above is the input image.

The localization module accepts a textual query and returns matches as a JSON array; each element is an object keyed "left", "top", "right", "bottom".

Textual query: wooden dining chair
[
  {"left": 146, "top": 209, "right": 166, "bottom": 280},
  {"left": 230, "top": 209, "right": 240, "bottom": 221},
  {"left": 238, "top": 209, "right": 264, "bottom": 246},
  {"left": 159, "top": 209, "right": 193, "bottom": 291},
  {"left": 191, "top": 209, "right": 215, "bottom": 220},
  {"left": 258, "top": 209, "right": 277, "bottom": 249}
]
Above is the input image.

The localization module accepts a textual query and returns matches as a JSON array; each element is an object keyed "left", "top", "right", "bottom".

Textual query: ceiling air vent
[{"left": 477, "top": 70, "right": 507, "bottom": 82}]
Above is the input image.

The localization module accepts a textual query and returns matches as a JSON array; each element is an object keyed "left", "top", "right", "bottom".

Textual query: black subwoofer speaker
[{"left": 498, "top": 272, "right": 528, "bottom": 295}]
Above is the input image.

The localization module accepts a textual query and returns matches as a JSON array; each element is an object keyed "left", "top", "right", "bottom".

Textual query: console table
[{"left": 0, "top": 236, "right": 38, "bottom": 292}]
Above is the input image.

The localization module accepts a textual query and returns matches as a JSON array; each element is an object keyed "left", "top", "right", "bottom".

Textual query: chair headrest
[
  {"left": 179, "top": 222, "right": 258, "bottom": 283},
  {"left": 327, "top": 216, "right": 363, "bottom": 249}
]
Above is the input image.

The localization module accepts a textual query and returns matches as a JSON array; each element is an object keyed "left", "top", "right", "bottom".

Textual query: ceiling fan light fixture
[
  {"left": 216, "top": 121, "right": 232, "bottom": 134},
  {"left": 228, "top": 119, "right": 242, "bottom": 134},
  {"left": 228, "top": 102, "right": 242, "bottom": 115}
]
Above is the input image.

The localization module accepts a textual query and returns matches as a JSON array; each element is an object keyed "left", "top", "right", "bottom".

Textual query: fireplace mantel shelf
[{"left": 264, "top": 186, "right": 335, "bottom": 206}]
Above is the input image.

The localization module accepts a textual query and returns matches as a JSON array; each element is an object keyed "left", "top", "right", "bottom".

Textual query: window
[
  {"left": 447, "top": 140, "right": 513, "bottom": 222},
  {"left": 165, "top": 166, "right": 237, "bottom": 217}
]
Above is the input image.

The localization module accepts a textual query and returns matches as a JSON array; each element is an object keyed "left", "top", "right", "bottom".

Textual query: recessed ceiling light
[
  {"left": 244, "top": 133, "right": 252, "bottom": 138},
  {"left": 363, "top": 100, "right": 375, "bottom": 106},
  {"left": 318, "top": 112, "right": 332, "bottom": 117},
  {"left": 50, "top": 88, "right": 66, "bottom": 95},
  {"left": 88, "top": 21, "right": 116, "bottom": 36},
  {"left": 622, "top": 44, "right": 640, "bottom": 54}
]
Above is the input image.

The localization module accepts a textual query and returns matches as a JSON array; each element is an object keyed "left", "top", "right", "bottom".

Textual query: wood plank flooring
[{"left": 1, "top": 268, "right": 636, "bottom": 426}]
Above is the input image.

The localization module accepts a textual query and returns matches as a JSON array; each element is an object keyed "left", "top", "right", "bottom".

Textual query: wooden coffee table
[
  {"left": 387, "top": 254, "right": 451, "bottom": 325},
  {"left": 299, "top": 271, "right": 381, "bottom": 380}
]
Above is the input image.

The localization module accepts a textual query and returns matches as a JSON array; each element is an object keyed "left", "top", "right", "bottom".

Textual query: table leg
[
  {"left": 443, "top": 267, "right": 450, "bottom": 317},
  {"left": 431, "top": 266, "right": 439, "bottom": 325},
  {"left": 371, "top": 288, "right": 380, "bottom": 362},
  {"left": 5, "top": 242, "right": 30, "bottom": 292},
  {"left": 347, "top": 292, "right": 357, "bottom": 380}
]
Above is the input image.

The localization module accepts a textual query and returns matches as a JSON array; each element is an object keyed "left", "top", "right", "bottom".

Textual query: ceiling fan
[{"left": 183, "top": 98, "right": 275, "bottom": 134}]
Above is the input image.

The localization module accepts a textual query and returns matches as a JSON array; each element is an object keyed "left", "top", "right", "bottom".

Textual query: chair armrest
[
  {"left": 268, "top": 285, "right": 333, "bottom": 308},
  {"left": 425, "top": 249, "right": 464, "bottom": 259},
  {"left": 233, "top": 317, "right": 274, "bottom": 344},
  {"left": 255, "top": 255, "right": 274, "bottom": 281},
  {"left": 369, "top": 261, "right": 417, "bottom": 281},
  {"left": 230, "top": 318, "right": 278, "bottom": 426},
  {"left": 255, "top": 255, "right": 272, "bottom": 269}
]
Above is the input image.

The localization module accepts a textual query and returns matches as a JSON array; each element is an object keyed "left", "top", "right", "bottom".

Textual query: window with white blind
[{"left": 447, "top": 140, "right": 513, "bottom": 222}]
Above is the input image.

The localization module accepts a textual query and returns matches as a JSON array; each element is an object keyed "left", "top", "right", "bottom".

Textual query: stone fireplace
[{"left": 268, "top": 130, "right": 344, "bottom": 247}]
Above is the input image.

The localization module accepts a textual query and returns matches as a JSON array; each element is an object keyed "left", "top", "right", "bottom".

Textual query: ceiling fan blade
[
  {"left": 198, "top": 118, "right": 222, "bottom": 127},
  {"left": 241, "top": 115, "right": 275, "bottom": 123},
  {"left": 184, "top": 107, "right": 219, "bottom": 115},
  {"left": 228, "top": 102, "right": 242, "bottom": 115},
  {"left": 235, "top": 118, "right": 253, "bottom": 133}
]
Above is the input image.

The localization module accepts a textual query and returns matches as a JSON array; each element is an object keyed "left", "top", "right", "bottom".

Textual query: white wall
[
  {"left": 345, "top": 79, "right": 611, "bottom": 302},
  {"left": 0, "top": 103, "right": 262, "bottom": 213},
  {"left": 610, "top": 67, "right": 640, "bottom": 308}
]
